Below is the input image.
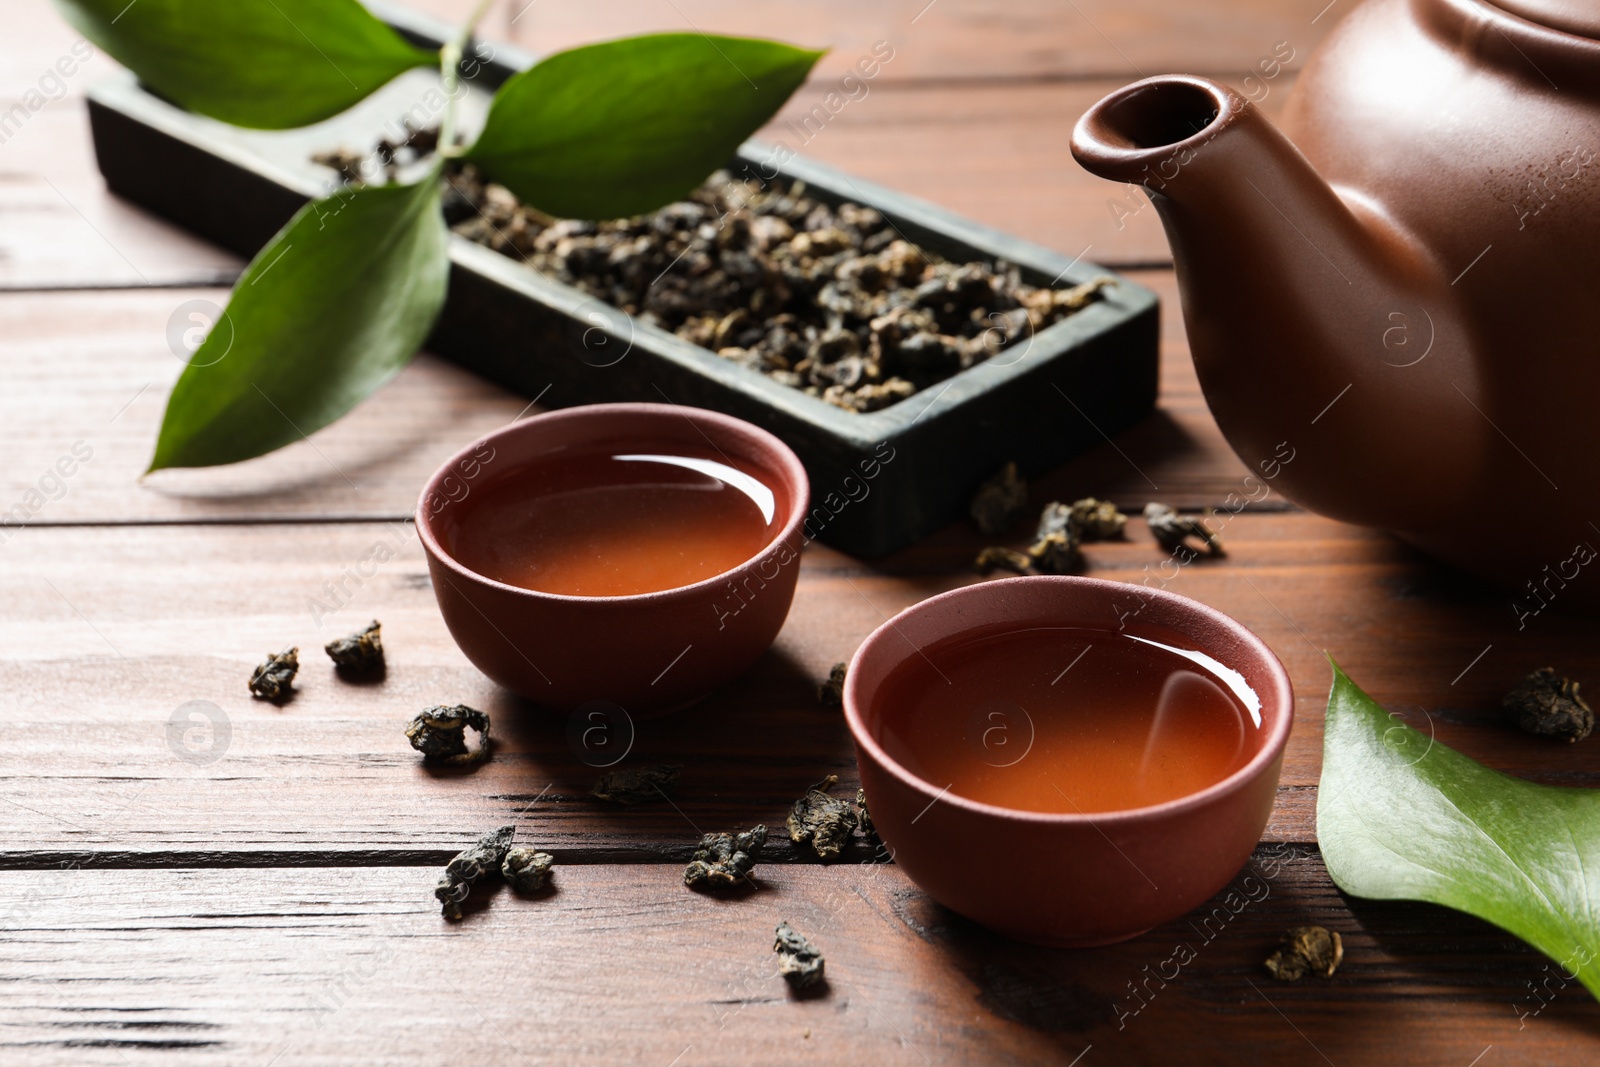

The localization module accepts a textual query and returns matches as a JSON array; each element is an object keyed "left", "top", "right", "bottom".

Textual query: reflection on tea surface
[
  {"left": 875, "top": 625, "right": 1260, "bottom": 813},
  {"left": 443, "top": 447, "right": 780, "bottom": 597}
]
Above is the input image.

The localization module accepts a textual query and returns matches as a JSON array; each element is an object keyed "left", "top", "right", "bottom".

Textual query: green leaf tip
[
  {"left": 1318, "top": 667, "right": 1600, "bottom": 1000},
  {"left": 465, "top": 33, "right": 826, "bottom": 220},
  {"left": 148, "top": 177, "right": 448, "bottom": 472},
  {"left": 54, "top": 0, "right": 435, "bottom": 129}
]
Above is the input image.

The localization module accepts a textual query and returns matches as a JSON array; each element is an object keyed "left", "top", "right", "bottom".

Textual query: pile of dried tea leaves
[
  {"left": 405, "top": 704, "right": 492, "bottom": 764},
  {"left": 315, "top": 139, "right": 1114, "bottom": 414},
  {"left": 443, "top": 164, "right": 1114, "bottom": 413}
]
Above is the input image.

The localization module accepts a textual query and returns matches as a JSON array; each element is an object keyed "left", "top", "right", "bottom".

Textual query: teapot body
[{"left": 1277, "top": 0, "right": 1600, "bottom": 603}]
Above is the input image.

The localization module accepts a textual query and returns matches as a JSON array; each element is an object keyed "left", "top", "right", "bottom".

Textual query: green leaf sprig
[
  {"left": 55, "top": 0, "right": 822, "bottom": 469},
  {"left": 1318, "top": 662, "right": 1600, "bottom": 999}
]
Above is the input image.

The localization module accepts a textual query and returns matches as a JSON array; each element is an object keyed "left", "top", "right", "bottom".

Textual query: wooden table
[{"left": 3, "top": 1, "right": 1598, "bottom": 1063}]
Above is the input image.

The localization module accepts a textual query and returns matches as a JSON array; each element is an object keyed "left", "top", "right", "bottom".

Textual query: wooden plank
[
  {"left": 0, "top": 0, "right": 1307, "bottom": 288},
  {"left": 1, "top": 513, "right": 1595, "bottom": 861},
  {"left": 0, "top": 82, "right": 1267, "bottom": 286},
  {"left": 0, "top": 856, "right": 1592, "bottom": 1065},
  {"left": 0, "top": 287, "right": 530, "bottom": 523},
  {"left": 0, "top": 104, "right": 242, "bottom": 289},
  {"left": 0, "top": 273, "right": 1253, "bottom": 526},
  {"left": 3, "top": 0, "right": 1334, "bottom": 91},
  {"left": 414, "top": 0, "right": 1337, "bottom": 83}
]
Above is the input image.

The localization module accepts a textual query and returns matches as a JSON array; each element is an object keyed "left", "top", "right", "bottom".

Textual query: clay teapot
[{"left": 1071, "top": 0, "right": 1600, "bottom": 613}]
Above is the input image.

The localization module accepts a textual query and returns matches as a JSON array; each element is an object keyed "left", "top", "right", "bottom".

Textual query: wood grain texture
[
  {"left": 1, "top": 513, "right": 1594, "bottom": 861},
  {"left": 410, "top": 0, "right": 1335, "bottom": 82},
  {"left": 6, "top": 1, "right": 1600, "bottom": 1061},
  {"left": 0, "top": 0, "right": 1309, "bottom": 289},
  {"left": 0, "top": 272, "right": 1258, "bottom": 525},
  {"left": 1, "top": 855, "right": 1595, "bottom": 1066},
  {"left": 0, "top": 105, "right": 242, "bottom": 289}
]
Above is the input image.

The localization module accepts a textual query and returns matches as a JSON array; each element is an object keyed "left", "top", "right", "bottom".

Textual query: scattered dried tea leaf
[
  {"left": 1264, "top": 926, "right": 1343, "bottom": 980},
  {"left": 436, "top": 825, "right": 514, "bottom": 921},
  {"left": 325, "top": 619, "right": 384, "bottom": 674},
  {"left": 969, "top": 462, "right": 1028, "bottom": 535},
  {"left": 1068, "top": 497, "right": 1128, "bottom": 541},
  {"left": 1144, "top": 502, "right": 1224, "bottom": 558},
  {"left": 591, "top": 764, "right": 682, "bottom": 804},
  {"left": 1505, "top": 669, "right": 1593, "bottom": 743},
  {"left": 974, "top": 546, "right": 1036, "bottom": 575},
  {"left": 1029, "top": 502, "right": 1084, "bottom": 573},
  {"left": 787, "top": 775, "right": 859, "bottom": 859},
  {"left": 501, "top": 846, "right": 555, "bottom": 894},
  {"left": 248, "top": 647, "right": 298, "bottom": 702},
  {"left": 684, "top": 824, "right": 768, "bottom": 888},
  {"left": 774, "top": 921, "right": 826, "bottom": 990},
  {"left": 405, "top": 704, "right": 492, "bottom": 764},
  {"left": 974, "top": 502, "right": 1085, "bottom": 576},
  {"left": 855, "top": 788, "right": 876, "bottom": 839},
  {"left": 817, "top": 661, "right": 848, "bottom": 708}
]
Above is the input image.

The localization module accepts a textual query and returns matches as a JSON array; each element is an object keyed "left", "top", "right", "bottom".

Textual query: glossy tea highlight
[
  {"left": 443, "top": 446, "right": 782, "bottom": 597},
  {"left": 874, "top": 623, "right": 1261, "bottom": 814}
]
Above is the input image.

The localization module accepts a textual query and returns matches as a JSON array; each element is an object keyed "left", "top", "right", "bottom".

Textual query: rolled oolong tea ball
[
  {"left": 785, "top": 775, "right": 858, "bottom": 859},
  {"left": 1264, "top": 926, "right": 1343, "bottom": 981},
  {"left": 435, "top": 825, "right": 515, "bottom": 921},
  {"left": 774, "top": 921, "right": 825, "bottom": 990},
  {"left": 405, "top": 705, "right": 491, "bottom": 764},
  {"left": 1504, "top": 668, "right": 1593, "bottom": 743},
  {"left": 325, "top": 620, "right": 384, "bottom": 674},
  {"left": 683, "top": 825, "right": 767, "bottom": 889},
  {"left": 249, "top": 647, "right": 299, "bottom": 703},
  {"left": 501, "top": 847, "right": 554, "bottom": 894},
  {"left": 816, "top": 661, "right": 847, "bottom": 708}
]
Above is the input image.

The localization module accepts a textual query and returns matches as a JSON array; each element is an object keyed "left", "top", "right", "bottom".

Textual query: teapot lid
[{"left": 1489, "top": 0, "right": 1600, "bottom": 38}]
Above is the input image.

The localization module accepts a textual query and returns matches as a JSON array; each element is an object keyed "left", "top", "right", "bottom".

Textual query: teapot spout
[{"left": 1071, "top": 76, "right": 1484, "bottom": 530}]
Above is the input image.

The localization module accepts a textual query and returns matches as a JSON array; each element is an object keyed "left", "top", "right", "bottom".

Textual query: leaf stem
[{"left": 439, "top": 0, "right": 498, "bottom": 158}]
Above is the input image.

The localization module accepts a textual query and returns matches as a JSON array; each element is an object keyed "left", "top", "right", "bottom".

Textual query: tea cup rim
[{"left": 842, "top": 574, "right": 1296, "bottom": 827}]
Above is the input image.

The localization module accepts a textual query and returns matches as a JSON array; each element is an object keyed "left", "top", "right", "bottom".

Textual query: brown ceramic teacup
[
  {"left": 416, "top": 403, "right": 810, "bottom": 715},
  {"left": 844, "top": 575, "right": 1293, "bottom": 946}
]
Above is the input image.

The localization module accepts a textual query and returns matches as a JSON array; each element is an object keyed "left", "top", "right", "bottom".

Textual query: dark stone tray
[{"left": 83, "top": 2, "right": 1158, "bottom": 556}]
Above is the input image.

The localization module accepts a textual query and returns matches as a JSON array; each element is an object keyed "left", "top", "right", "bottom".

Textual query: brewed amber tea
[
  {"left": 443, "top": 447, "right": 781, "bottom": 597},
  {"left": 874, "top": 624, "right": 1261, "bottom": 814}
]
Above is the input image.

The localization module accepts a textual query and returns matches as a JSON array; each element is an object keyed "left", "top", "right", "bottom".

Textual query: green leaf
[
  {"left": 149, "top": 176, "right": 448, "bottom": 471},
  {"left": 1318, "top": 662, "right": 1600, "bottom": 999},
  {"left": 464, "top": 33, "right": 823, "bottom": 219},
  {"left": 54, "top": 0, "right": 434, "bottom": 128}
]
